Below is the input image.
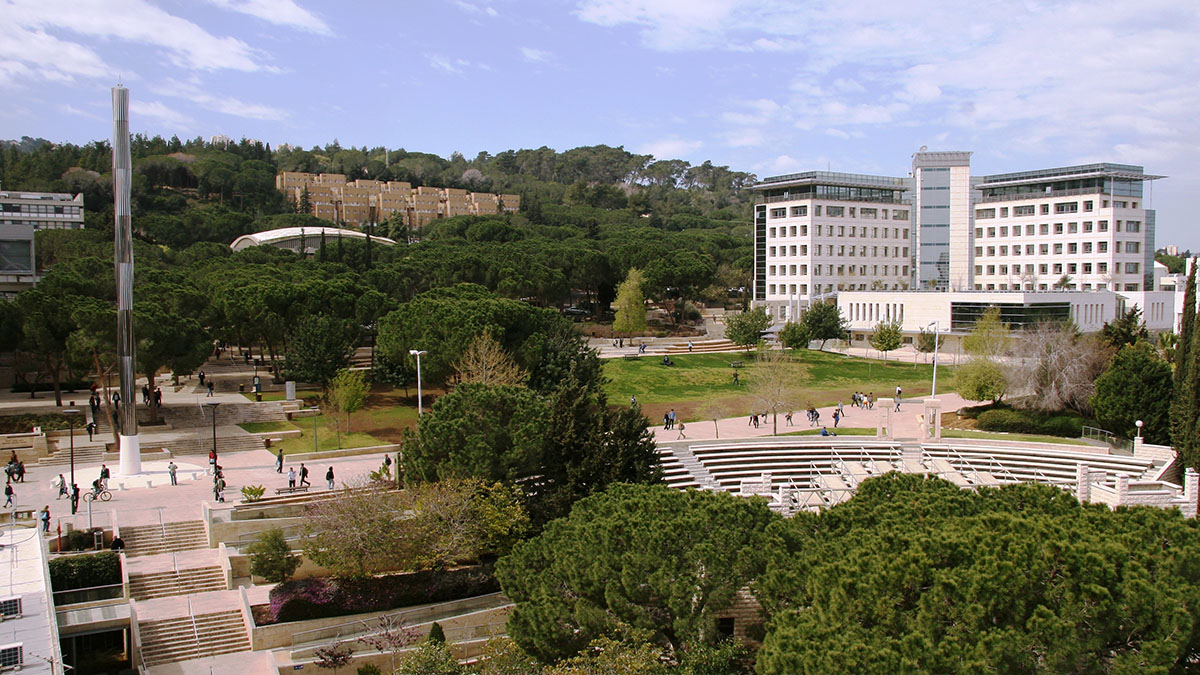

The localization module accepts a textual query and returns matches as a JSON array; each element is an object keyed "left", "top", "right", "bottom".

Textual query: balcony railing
[{"left": 977, "top": 186, "right": 1106, "bottom": 204}]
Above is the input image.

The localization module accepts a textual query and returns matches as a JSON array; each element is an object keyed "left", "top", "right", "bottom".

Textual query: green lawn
[
  {"left": 779, "top": 427, "right": 875, "bottom": 437},
  {"left": 940, "top": 429, "right": 1092, "bottom": 446},
  {"left": 605, "top": 349, "right": 953, "bottom": 409},
  {"left": 241, "top": 415, "right": 386, "bottom": 455}
]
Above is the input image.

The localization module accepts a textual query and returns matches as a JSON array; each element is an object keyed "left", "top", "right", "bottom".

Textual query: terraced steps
[
  {"left": 121, "top": 520, "right": 208, "bottom": 557},
  {"left": 129, "top": 566, "right": 226, "bottom": 600},
  {"left": 139, "top": 609, "right": 250, "bottom": 667}
]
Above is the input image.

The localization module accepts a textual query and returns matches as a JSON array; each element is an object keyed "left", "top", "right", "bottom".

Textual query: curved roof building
[{"left": 230, "top": 227, "right": 397, "bottom": 253}]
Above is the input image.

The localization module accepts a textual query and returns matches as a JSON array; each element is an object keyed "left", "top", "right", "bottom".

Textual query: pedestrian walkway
[{"left": 653, "top": 393, "right": 971, "bottom": 443}]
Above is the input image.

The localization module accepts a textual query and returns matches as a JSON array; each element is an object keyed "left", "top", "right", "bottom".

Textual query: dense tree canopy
[
  {"left": 756, "top": 473, "right": 1200, "bottom": 673},
  {"left": 1091, "top": 342, "right": 1173, "bottom": 443},
  {"left": 497, "top": 484, "right": 776, "bottom": 664}
]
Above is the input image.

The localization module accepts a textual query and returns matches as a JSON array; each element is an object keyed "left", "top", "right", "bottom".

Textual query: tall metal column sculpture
[{"left": 112, "top": 86, "right": 142, "bottom": 475}]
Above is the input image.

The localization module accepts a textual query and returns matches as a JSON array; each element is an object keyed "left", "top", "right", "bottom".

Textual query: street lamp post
[
  {"left": 205, "top": 402, "right": 220, "bottom": 470},
  {"left": 63, "top": 409, "right": 80, "bottom": 504},
  {"left": 409, "top": 350, "right": 427, "bottom": 416},
  {"left": 926, "top": 321, "right": 941, "bottom": 398},
  {"left": 1136, "top": 419, "right": 1144, "bottom": 439}
]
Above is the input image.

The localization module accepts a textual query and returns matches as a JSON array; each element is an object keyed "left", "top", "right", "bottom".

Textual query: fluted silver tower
[{"left": 112, "top": 86, "right": 142, "bottom": 475}]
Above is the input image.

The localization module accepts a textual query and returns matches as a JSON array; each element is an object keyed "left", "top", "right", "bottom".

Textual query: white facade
[
  {"left": 839, "top": 290, "right": 1120, "bottom": 335},
  {"left": 0, "top": 191, "right": 85, "bottom": 296},
  {"left": 753, "top": 172, "right": 911, "bottom": 321},
  {"left": 911, "top": 151, "right": 974, "bottom": 291}
]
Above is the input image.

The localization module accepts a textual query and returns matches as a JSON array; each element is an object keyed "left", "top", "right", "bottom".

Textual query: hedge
[
  {"left": 49, "top": 551, "right": 121, "bottom": 591},
  {"left": 267, "top": 563, "right": 498, "bottom": 624},
  {"left": 976, "top": 408, "right": 1085, "bottom": 438},
  {"left": 0, "top": 413, "right": 84, "bottom": 434}
]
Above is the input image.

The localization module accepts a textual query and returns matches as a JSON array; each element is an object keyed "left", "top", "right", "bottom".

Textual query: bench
[
  {"left": 275, "top": 485, "right": 311, "bottom": 495},
  {"left": 729, "top": 361, "right": 744, "bottom": 368},
  {"left": 264, "top": 437, "right": 284, "bottom": 448},
  {"left": 622, "top": 354, "right": 641, "bottom": 361}
]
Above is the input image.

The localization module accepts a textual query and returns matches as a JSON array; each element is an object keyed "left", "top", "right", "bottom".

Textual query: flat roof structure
[{"left": 230, "top": 227, "right": 397, "bottom": 252}]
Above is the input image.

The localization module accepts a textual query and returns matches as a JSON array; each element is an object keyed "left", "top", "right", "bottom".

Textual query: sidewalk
[{"left": 652, "top": 392, "right": 971, "bottom": 443}]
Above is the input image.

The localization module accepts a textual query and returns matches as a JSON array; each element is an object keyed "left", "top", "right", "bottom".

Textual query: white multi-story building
[
  {"left": 752, "top": 171, "right": 912, "bottom": 321},
  {"left": 972, "top": 164, "right": 1162, "bottom": 292},
  {"left": 0, "top": 191, "right": 85, "bottom": 296}
]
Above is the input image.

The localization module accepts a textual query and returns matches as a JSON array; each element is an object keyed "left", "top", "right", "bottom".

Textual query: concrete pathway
[{"left": 652, "top": 392, "right": 972, "bottom": 443}]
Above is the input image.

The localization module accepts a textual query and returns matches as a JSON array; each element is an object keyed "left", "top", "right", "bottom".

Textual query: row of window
[
  {"left": 976, "top": 240, "right": 1141, "bottom": 257},
  {"left": 974, "top": 282, "right": 1140, "bottom": 291},
  {"left": 768, "top": 205, "right": 910, "bottom": 220},
  {"left": 767, "top": 244, "right": 910, "bottom": 258},
  {"left": 766, "top": 283, "right": 908, "bottom": 296},
  {"left": 0, "top": 204, "right": 83, "bottom": 217},
  {"left": 975, "top": 199, "right": 1139, "bottom": 219},
  {"left": 975, "top": 261, "right": 1140, "bottom": 276},
  {"left": 976, "top": 220, "right": 1141, "bottom": 238},
  {"left": 768, "top": 264, "right": 909, "bottom": 277},
  {"left": 767, "top": 225, "right": 910, "bottom": 240}
]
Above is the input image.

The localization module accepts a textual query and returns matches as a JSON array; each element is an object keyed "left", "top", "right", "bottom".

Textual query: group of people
[
  {"left": 140, "top": 384, "right": 164, "bottom": 408},
  {"left": 5, "top": 454, "right": 26, "bottom": 483},
  {"left": 662, "top": 409, "right": 678, "bottom": 430},
  {"left": 52, "top": 474, "right": 80, "bottom": 513},
  {"left": 850, "top": 391, "right": 875, "bottom": 409}
]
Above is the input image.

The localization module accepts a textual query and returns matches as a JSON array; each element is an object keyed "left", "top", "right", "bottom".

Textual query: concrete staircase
[
  {"left": 160, "top": 402, "right": 291, "bottom": 430},
  {"left": 667, "top": 443, "right": 721, "bottom": 490},
  {"left": 139, "top": 610, "right": 250, "bottom": 667},
  {"left": 659, "top": 339, "right": 741, "bottom": 354},
  {"left": 129, "top": 566, "right": 226, "bottom": 600},
  {"left": 121, "top": 521, "right": 209, "bottom": 557},
  {"left": 36, "top": 442, "right": 110, "bottom": 468},
  {"left": 151, "top": 435, "right": 267, "bottom": 457}
]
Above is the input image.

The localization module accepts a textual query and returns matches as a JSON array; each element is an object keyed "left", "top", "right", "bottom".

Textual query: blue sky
[{"left": 2, "top": 0, "right": 1198, "bottom": 248}]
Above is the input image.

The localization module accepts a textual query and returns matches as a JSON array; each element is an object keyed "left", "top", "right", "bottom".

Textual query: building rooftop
[
  {"left": 230, "top": 227, "right": 397, "bottom": 251},
  {"left": 752, "top": 170, "right": 907, "bottom": 192},
  {"left": 978, "top": 163, "right": 1165, "bottom": 188}
]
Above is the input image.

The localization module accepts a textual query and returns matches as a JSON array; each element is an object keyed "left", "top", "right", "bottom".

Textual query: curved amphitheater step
[
  {"left": 122, "top": 521, "right": 208, "bottom": 557},
  {"left": 139, "top": 609, "right": 250, "bottom": 668},
  {"left": 659, "top": 339, "right": 738, "bottom": 354},
  {"left": 129, "top": 566, "right": 226, "bottom": 600}
]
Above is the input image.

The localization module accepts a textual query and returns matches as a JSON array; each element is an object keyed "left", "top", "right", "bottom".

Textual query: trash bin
[
  {"left": 255, "top": 393, "right": 263, "bottom": 402},
  {"left": 239, "top": 384, "right": 245, "bottom": 393}
]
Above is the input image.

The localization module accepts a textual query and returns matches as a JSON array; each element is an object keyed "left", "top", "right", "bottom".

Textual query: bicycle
[{"left": 83, "top": 489, "right": 112, "bottom": 502}]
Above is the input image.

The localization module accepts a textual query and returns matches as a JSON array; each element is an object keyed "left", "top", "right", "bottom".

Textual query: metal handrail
[
  {"left": 52, "top": 582, "right": 124, "bottom": 606},
  {"left": 188, "top": 597, "right": 201, "bottom": 653}
]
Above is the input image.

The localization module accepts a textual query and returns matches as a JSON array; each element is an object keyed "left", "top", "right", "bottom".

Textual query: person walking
[
  {"left": 198, "top": 370, "right": 206, "bottom": 387},
  {"left": 40, "top": 505, "right": 50, "bottom": 533},
  {"left": 154, "top": 387, "right": 162, "bottom": 408},
  {"left": 668, "top": 409, "right": 676, "bottom": 429},
  {"left": 206, "top": 380, "right": 214, "bottom": 397},
  {"left": 15, "top": 461, "right": 24, "bottom": 483},
  {"left": 99, "top": 464, "right": 110, "bottom": 489},
  {"left": 167, "top": 461, "right": 178, "bottom": 486},
  {"left": 275, "top": 449, "right": 284, "bottom": 473},
  {"left": 630, "top": 395, "right": 637, "bottom": 407},
  {"left": 325, "top": 466, "right": 335, "bottom": 490},
  {"left": 663, "top": 413, "right": 671, "bottom": 430},
  {"left": 895, "top": 386, "right": 902, "bottom": 412},
  {"left": 832, "top": 409, "right": 841, "bottom": 428},
  {"left": 676, "top": 421, "right": 686, "bottom": 440},
  {"left": 70, "top": 484, "right": 79, "bottom": 515},
  {"left": 287, "top": 467, "right": 297, "bottom": 488},
  {"left": 4, "top": 482, "right": 14, "bottom": 507},
  {"left": 208, "top": 449, "right": 217, "bottom": 475},
  {"left": 837, "top": 401, "right": 845, "bottom": 417},
  {"left": 732, "top": 370, "right": 740, "bottom": 386},
  {"left": 86, "top": 420, "right": 96, "bottom": 441},
  {"left": 299, "top": 464, "right": 310, "bottom": 487},
  {"left": 688, "top": 341, "right": 693, "bottom": 352},
  {"left": 142, "top": 384, "right": 150, "bottom": 406},
  {"left": 55, "top": 474, "right": 67, "bottom": 499},
  {"left": 785, "top": 411, "right": 794, "bottom": 426}
]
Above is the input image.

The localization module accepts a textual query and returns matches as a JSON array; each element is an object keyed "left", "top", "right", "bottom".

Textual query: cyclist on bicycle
[{"left": 91, "top": 479, "right": 103, "bottom": 498}]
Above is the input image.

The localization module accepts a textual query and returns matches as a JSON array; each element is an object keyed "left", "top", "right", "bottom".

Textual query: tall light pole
[
  {"left": 205, "top": 402, "right": 220, "bottom": 468},
  {"left": 1135, "top": 419, "right": 1144, "bottom": 439},
  {"left": 409, "top": 350, "right": 427, "bottom": 416},
  {"left": 63, "top": 409, "right": 80, "bottom": 501},
  {"left": 926, "top": 321, "right": 940, "bottom": 398}
]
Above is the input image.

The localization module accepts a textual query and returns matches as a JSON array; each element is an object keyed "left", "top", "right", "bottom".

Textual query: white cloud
[
  {"left": 207, "top": 0, "right": 332, "bottom": 35},
  {"left": 637, "top": 136, "right": 703, "bottom": 159},
  {"left": 58, "top": 104, "right": 102, "bottom": 120},
  {"left": 4, "top": 0, "right": 276, "bottom": 82},
  {"left": 156, "top": 78, "right": 289, "bottom": 121},
  {"left": 452, "top": 1, "right": 498, "bottom": 17},
  {"left": 520, "top": 47, "right": 551, "bottom": 63},
  {"left": 427, "top": 54, "right": 465, "bottom": 74},
  {"left": 132, "top": 99, "right": 196, "bottom": 129}
]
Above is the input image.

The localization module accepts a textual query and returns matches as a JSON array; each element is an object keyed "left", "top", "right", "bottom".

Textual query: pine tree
[
  {"left": 298, "top": 186, "right": 312, "bottom": 214},
  {"left": 1171, "top": 258, "right": 1197, "bottom": 457}
]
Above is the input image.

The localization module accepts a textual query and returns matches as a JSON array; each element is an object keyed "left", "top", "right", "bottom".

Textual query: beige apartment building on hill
[{"left": 276, "top": 172, "right": 519, "bottom": 229}]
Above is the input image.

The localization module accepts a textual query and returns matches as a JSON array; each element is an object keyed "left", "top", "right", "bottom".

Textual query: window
[
  {"left": 1114, "top": 241, "right": 1122, "bottom": 253},
  {"left": 769, "top": 208, "right": 786, "bottom": 218},
  {"left": 1000, "top": 265, "right": 1009, "bottom": 275},
  {"left": 1039, "top": 264, "right": 1048, "bottom": 274},
  {"left": 0, "top": 598, "right": 21, "bottom": 618},
  {"left": 1041, "top": 204, "right": 1050, "bottom": 215},
  {"left": 1055, "top": 202, "right": 1078, "bottom": 214},
  {"left": 815, "top": 206, "right": 822, "bottom": 216},
  {"left": 1098, "top": 241, "right": 1108, "bottom": 253},
  {"left": 976, "top": 208, "right": 996, "bottom": 219},
  {"left": 1053, "top": 263, "right": 1063, "bottom": 274},
  {"left": 1014, "top": 205, "right": 1036, "bottom": 216},
  {"left": 800, "top": 245, "right": 808, "bottom": 255},
  {"left": 1083, "top": 263, "right": 1092, "bottom": 274},
  {"left": 987, "top": 246, "right": 996, "bottom": 256},
  {"left": 1054, "top": 223, "right": 1064, "bottom": 234},
  {"left": 769, "top": 246, "right": 776, "bottom": 257},
  {"left": 1001, "top": 207, "right": 1009, "bottom": 217},
  {"left": 1083, "top": 221, "right": 1093, "bottom": 233},
  {"left": 1114, "top": 200, "right": 1128, "bottom": 208},
  {"left": 893, "top": 210, "right": 909, "bottom": 220},
  {"left": 1084, "top": 200, "right": 1093, "bottom": 212},
  {"left": 769, "top": 284, "right": 776, "bottom": 294},
  {"left": 849, "top": 208, "right": 856, "bottom": 218},
  {"left": 838, "top": 245, "right": 845, "bottom": 256},
  {"left": 1000, "top": 226, "right": 1009, "bottom": 237},
  {"left": 791, "top": 206, "right": 807, "bottom": 217},
  {"left": 800, "top": 265, "right": 807, "bottom": 274},
  {"left": 1068, "top": 263, "right": 1077, "bottom": 274},
  {"left": 827, "top": 206, "right": 845, "bottom": 217},
  {"left": 838, "top": 226, "right": 845, "bottom": 236},
  {"left": 1053, "top": 243, "right": 1063, "bottom": 254},
  {"left": 975, "top": 265, "right": 983, "bottom": 275},
  {"left": 1040, "top": 223, "right": 1049, "bottom": 235},
  {"left": 987, "top": 227, "right": 996, "bottom": 238},
  {"left": 1040, "top": 244, "right": 1049, "bottom": 255},
  {"left": 769, "top": 265, "right": 776, "bottom": 275},
  {"left": 768, "top": 228, "right": 776, "bottom": 238},
  {"left": 849, "top": 226, "right": 856, "bottom": 237},
  {"left": 1068, "top": 243, "right": 1077, "bottom": 254},
  {"left": 790, "top": 265, "right": 797, "bottom": 275},
  {"left": 1099, "top": 220, "right": 1109, "bottom": 232},
  {"left": 1126, "top": 221, "right": 1141, "bottom": 232},
  {"left": 1068, "top": 223, "right": 1078, "bottom": 234},
  {"left": 987, "top": 265, "right": 996, "bottom": 275},
  {"left": 975, "top": 246, "right": 983, "bottom": 257},
  {"left": 903, "top": 229, "right": 909, "bottom": 239},
  {"left": 1000, "top": 246, "right": 1008, "bottom": 256},
  {"left": 976, "top": 227, "right": 984, "bottom": 238},
  {"left": 1098, "top": 262, "right": 1108, "bottom": 273},
  {"left": 800, "top": 225, "right": 808, "bottom": 236},
  {"left": 789, "top": 226, "right": 797, "bottom": 236},
  {"left": 1025, "top": 224, "right": 1035, "bottom": 235},
  {"left": 789, "top": 245, "right": 797, "bottom": 256},
  {"left": 0, "top": 644, "right": 23, "bottom": 669},
  {"left": 1083, "top": 242, "right": 1093, "bottom": 253},
  {"left": 1125, "top": 263, "right": 1140, "bottom": 274},
  {"left": 1127, "top": 241, "right": 1140, "bottom": 253},
  {"left": 1124, "top": 283, "right": 1140, "bottom": 291},
  {"left": 861, "top": 208, "right": 877, "bottom": 219},
  {"left": 1026, "top": 244, "right": 1034, "bottom": 254}
]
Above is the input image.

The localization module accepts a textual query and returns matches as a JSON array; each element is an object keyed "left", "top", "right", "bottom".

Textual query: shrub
[
  {"left": 268, "top": 564, "right": 499, "bottom": 624},
  {"left": 58, "top": 528, "right": 103, "bottom": 552},
  {"left": 357, "top": 666, "right": 383, "bottom": 675},
  {"left": 248, "top": 527, "right": 301, "bottom": 583},
  {"left": 49, "top": 551, "right": 120, "bottom": 591},
  {"left": 427, "top": 621, "right": 446, "bottom": 644},
  {"left": 241, "top": 485, "right": 266, "bottom": 502},
  {"left": 976, "top": 408, "right": 1085, "bottom": 438}
]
